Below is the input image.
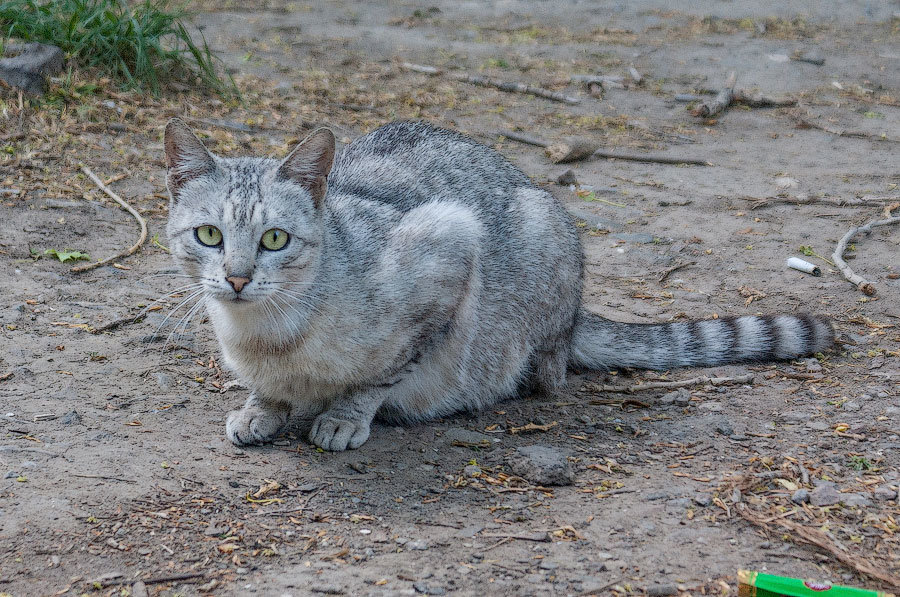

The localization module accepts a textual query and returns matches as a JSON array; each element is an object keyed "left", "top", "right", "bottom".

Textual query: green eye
[
  {"left": 195, "top": 225, "right": 222, "bottom": 247},
  {"left": 261, "top": 228, "right": 289, "bottom": 251}
]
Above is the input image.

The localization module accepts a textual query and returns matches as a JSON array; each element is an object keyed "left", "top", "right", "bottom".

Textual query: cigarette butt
[{"left": 786, "top": 257, "right": 821, "bottom": 276}]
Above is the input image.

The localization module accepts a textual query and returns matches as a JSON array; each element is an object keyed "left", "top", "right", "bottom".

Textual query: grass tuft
[{"left": 0, "top": 0, "right": 236, "bottom": 95}]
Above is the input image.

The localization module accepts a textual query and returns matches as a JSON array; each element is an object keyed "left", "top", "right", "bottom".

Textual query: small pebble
[
  {"left": 647, "top": 584, "right": 679, "bottom": 596},
  {"left": 873, "top": 486, "right": 898, "bottom": 501},
  {"left": 509, "top": 445, "right": 574, "bottom": 486},
  {"left": 555, "top": 169, "right": 578, "bottom": 186},
  {"left": 809, "top": 484, "right": 841, "bottom": 506},
  {"left": 791, "top": 489, "right": 810, "bottom": 504},
  {"left": 693, "top": 493, "right": 712, "bottom": 507},
  {"left": 843, "top": 401, "right": 861, "bottom": 412}
]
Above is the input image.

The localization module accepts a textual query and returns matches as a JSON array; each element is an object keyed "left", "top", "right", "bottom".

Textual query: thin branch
[
  {"left": 832, "top": 204, "right": 900, "bottom": 296},
  {"left": 792, "top": 114, "right": 900, "bottom": 143},
  {"left": 497, "top": 131, "right": 711, "bottom": 166},
  {"left": 740, "top": 194, "right": 897, "bottom": 210},
  {"left": 736, "top": 504, "right": 900, "bottom": 589},
  {"left": 587, "top": 373, "right": 754, "bottom": 394},
  {"left": 401, "top": 62, "right": 580, "bottom": 104},
  {"left": 692, "top": 72, "right": 736, "bottom": 118},
  {"left": 72, "top": 166, "right": 147, "bottom": 273}
]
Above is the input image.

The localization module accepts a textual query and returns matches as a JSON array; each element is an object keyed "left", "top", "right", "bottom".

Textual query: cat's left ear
[{"left": 276, "top": 127, "right": 335, "bottom": 208}]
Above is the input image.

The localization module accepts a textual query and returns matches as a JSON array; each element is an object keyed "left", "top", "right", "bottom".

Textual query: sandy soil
[{"left": 1, "top": 1, "right": 899, "bottom": 595}]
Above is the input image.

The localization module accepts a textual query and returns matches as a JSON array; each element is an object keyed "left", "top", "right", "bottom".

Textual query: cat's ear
[
  {"left": 164, "top": 118, "right": 216, "bottom": 196},
  {"left": 276, "top": 127, "right": 335, "bottom": 207}
]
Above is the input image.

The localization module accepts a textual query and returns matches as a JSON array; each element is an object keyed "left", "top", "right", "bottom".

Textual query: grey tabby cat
[{"left": 163, "top": 118, "right": 834, "bottom": 452}]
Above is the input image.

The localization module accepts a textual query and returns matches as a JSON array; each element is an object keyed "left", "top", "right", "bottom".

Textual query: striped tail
[{"left": 569, "top": 310, "right": 834, "bottom": 371}]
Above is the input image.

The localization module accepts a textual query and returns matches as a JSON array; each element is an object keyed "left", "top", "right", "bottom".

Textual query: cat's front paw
[
  {"left": 309, "top": 413, "right": 371, "bottom": 451},
  {"left": 225, "top": 402, "right": 288, "bottom": 446}
]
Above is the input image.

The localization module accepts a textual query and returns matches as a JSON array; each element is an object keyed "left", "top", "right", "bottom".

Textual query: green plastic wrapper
[{"left": 738, "top": 570, "right": 894, "bottom": 597}]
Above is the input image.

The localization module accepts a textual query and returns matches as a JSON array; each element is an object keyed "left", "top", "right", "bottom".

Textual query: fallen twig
[
  {"left": 657, "top": 261, "right": 695, "bottom": 282},
  {"left": 740, "top": 194, "right": 897, "bottom": 210},
  {"left": 832, "top": 204, "right": 900, "bottom": 296},
  {"left": 792, "top": 114, "right": 900, "bottom": 143},
  {"left": 402, "top": 62, "right": 580, "bottom": 104},
  {"left": 73, "top": 165, "right": 147, "bottom": 273},
  {"left": 732, "top": 89, "right": 797, "bottom": 108},
  {"left": 736, "top": 503, "right": 900, "bottom": 589},
  {"left": 498, "top": 130, "right": 711, "bottom": 166},
  {"left": 692, "top": 72, "right": 736, "bottom": 118},
  {"left": 100, "top": 572, "right": 207, "bottom": 587},
  {"left": 71, "top": 473, "right": 137, "bottom": 484},
  {"left": 588, "top": 373, "right": 754, "bottom": 394},
  {"left": 90, "top": 314, "right": 147, "bottom": 334}
]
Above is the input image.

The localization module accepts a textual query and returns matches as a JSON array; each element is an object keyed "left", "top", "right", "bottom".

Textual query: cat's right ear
[{"left": 164, "top": 118, "right": 216, "bottom": 196}]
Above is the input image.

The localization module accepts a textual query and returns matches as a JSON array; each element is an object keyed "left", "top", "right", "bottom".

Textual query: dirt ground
[{"left": 1, "top": 1, "right": 899, "bottom": 595}]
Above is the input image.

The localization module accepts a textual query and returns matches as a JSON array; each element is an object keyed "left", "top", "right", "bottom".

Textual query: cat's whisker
[
  {"left": 271, "top": 289, "right": 324, "bottom": 318},
  {"left": 151, "top": 289, "right": 206, "bottom": 343},
  {"left": 164, "top": 295, "right": 207, "bottom": 351}
]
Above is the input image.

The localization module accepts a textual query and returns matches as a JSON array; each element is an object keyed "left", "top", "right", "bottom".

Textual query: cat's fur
[{"left": 164, "top": 119, "right": 834, "bottom": 451}]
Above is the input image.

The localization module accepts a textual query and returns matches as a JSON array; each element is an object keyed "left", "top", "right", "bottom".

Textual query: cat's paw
[
  {"left": 309, "top": 413, "right": 371, "bottom": 451},
  {"left": 225, "top": 403, "right": 288, "bottom": 446}
]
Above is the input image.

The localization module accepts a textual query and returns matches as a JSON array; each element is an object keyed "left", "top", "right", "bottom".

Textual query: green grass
[{"left": 0, "top": 0, "right": 235, "bottom": 95}]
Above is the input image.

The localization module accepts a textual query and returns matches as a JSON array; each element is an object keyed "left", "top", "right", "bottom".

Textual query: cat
[{"left": 163, "top": 118, "right": 834, "bottom": 452}]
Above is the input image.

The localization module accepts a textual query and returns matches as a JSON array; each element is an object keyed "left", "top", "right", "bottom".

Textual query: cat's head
[{"left": 163, "top": 118, "right": 335, "bottom": 307}]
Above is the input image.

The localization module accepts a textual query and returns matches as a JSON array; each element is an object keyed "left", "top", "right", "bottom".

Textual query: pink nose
[{"left": 226, "top": 276, "right": 250, "bottom": 292}]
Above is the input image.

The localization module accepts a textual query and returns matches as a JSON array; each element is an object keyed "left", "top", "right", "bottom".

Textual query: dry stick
[
  {"left": 657, "top": 261, "right": 695, "bottom": 283},
  {"left": 740, "top": 194, "right": 897, "bottom": 210},
  {"left": 692, "top": 71, "right": 736, "bottom": 118},
  {"left": 736, "top": 504, "right": 900, "bottom": 590},
  {"left": 832, "top": 204, "right": 900, "bottom": 296},
  {"left": 732, "top": 89, "right": 797, "bottom": 108},
  {"left": 72, "top": 166, "right": 147, "bottom": 273},
  {"left": 497, "top": 130, "right": 711, "bottom": 167},
  {"left": 792, "top": 114, "right": 900, "bottom": 143},
  {"left": 401, "top": 62, "right": 580, "bottom": 104},
  {"left": 101, "top": 572, "right": 207, "bottom": 587},
  {"left": 588, "top": 373, "right": 754, "bottom": 394}
]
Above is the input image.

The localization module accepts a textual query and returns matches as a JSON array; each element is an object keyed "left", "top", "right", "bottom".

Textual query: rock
[
  {"left": 60, "top": 410, "right": 82, "bottom": 425},
  {"left": 4, "top": 471, "right": 18, "bottom": 479},
  {"left": 509, "top": 445, "right": 574, "bottom": 486},
  {"left": 791, "top": 47, "right": 825, "bottom": 66},
  {"left": 647, "top": 584, "right": 679, "bottom": 596},
  {"left": 803, "top": 358, "right": 822, "bottom": 373},
  {"left": 693, "top": 493, "right": 712, "bottom": 507},
  {"left": 791, "top": 489, "right": 810, "bottom": 504},
  {"left": 778, "top": 411, "right": 811, "bottom": 424},
  {"left": 463, "top": 464, "right": 482, "bottom": 478},
  {"left": 0, "top": 43, "right": 65, "bottom": 94},
  {"left": 538, "top": 560, "right": 559, "bottom": 570},
  {"left": 131, "top": 581, "right": 149, "bottom": 597},
  {"left": 715, "top": 419, "right": 734, "bottom": 436},
  {"left": 406, "top": 540, "right": 429, "bottom": 551},
  {"left": 413, "top": 582, "right": 446, "bottom": 595},
  {"left": 885, "top": 407, "right": 900, "bottom": 418},
  {"left": 458, "top": 525, "right": 483, "bottom": 538},
  {"left": 555, "top": 169, "right": 578, "bottom": 186},
  {"left": 873, "top": 486, "right": 898, "bottom": 501},
  {"left": 697, "top": 401, "right": 723, "bottom": 412},
  {"left": 842, "top": 493, "right": 872, "bottom": 508},
  {"left": 204, "top": 521, "right": 229, "bottom": 536},
  {"left": 612, "top": 232, "right": 658, "bottom": 244},
  {"left": 666, "top": 497, "right": 692, "bottom": 509},
  {"left": 843, "top": 401, "right": 861, "bottom": 412},
  {"left": 809, "top": 484, "right": 841, "bottom": 506},
  {"left": 806, "top": 421, "right": 830, "bottom": 431}
]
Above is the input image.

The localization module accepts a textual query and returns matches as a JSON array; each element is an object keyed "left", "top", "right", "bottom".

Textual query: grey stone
[
  {"left": 693, "top": 493, "right": 712, "bottom": 507},
  {"left": 809, "top": 484, "right": 841, "bottom": 506},
  {"left": 873, "top": 486, "right": 897, "bottom": 501},
  {"left": 715, "top": 420, "right": 734, "bottom": 436},
  {"left": 555, "top": 169, "right": 578, "bottom": 186},
  {"left": 791, "top": 489, "right": 810, "bottom": 504},
  {"left": 413, "top": 582, "right": 445, "bottom": 595},
  {"left": 806, "top": 421, "right": 830, "bottom": 431},
  {"left": 60, "top": 410, "right": 82, "bottom": 425},
  {"left": 538, "top": 560, "right": 559, "bottom": 570},
  {"left": 697, "top": 402, "right": 723, "bottom": 412},
  {"left": 843, "top": 401, "right": 861, "bottom": 412},
  {"left": 509, "top": 445, "right": 574, "bottom": 486},
  {"left": 4, "top": 471, "right": 17, "bottom": 479},
  {"left": 463, "top": 464, "right": 482, "bottom": 478},
  {"left": 778, "top": 411, "right": 811, "bottom": 424},
  {"left": 0, "top": 43, "right": 65, "bottom": 94},
  {"left": 842, "top": 493, "right": 872, "bottom": 508},
  {"left": 647, "top": 584, "right": 679, "bottom": 596},
  {"left": 666, "top": 497, "right": 692, "bottom": 509},
  {"left": 885, "top": 407, "right": 900, "bottom": 417},
  {"left": 458, "top": 525, "right": 483, "bottom": 538},
  {"left": 406, "top": 540, "right": 429, "bottom": 551}
]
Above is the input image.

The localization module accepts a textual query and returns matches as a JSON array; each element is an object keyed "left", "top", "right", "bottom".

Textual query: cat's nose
[{"left": 226, "top": 276, "right": 251, "bottom": 293}]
